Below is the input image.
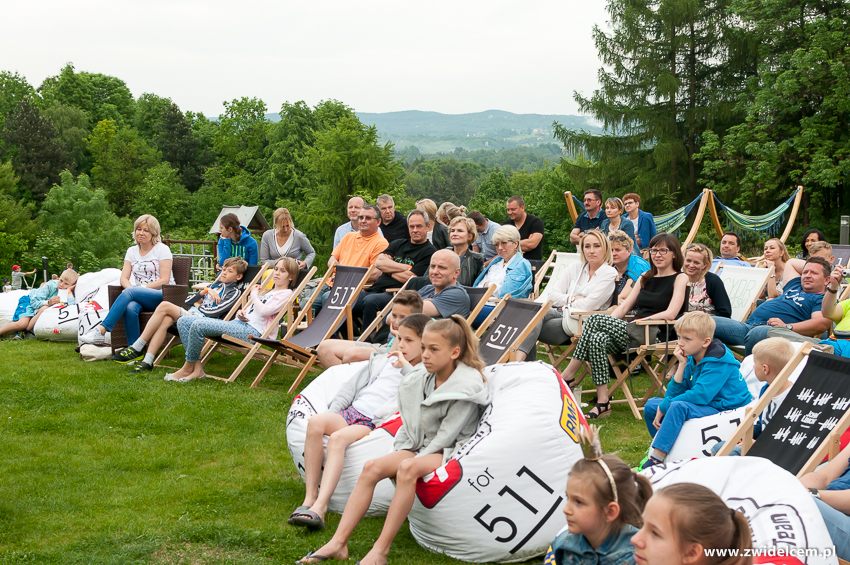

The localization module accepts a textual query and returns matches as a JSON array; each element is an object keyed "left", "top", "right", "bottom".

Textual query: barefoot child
[
  {"left": 164, "top": 257, "right": 299, "bottom": 383},
  {"left": 545, "top": 425, "right": 653, "bottom": 565},
  {"left": 642, "top": 311, "right": 751, "bottom": 468},
  {"left": 289, "top": 313, "right": 430, "bottom": 530},
  {"left": 631, "top": 483, "right": 752, "bottom": 565},
  {"left": 0, "top": 268, "right": 78, "bottom": 339},
  {"left": 111, "top": 257, "right": 248, "bottom": 373},
  {"left": 297, "top": 315, "right": 491, "bottom": 565}
]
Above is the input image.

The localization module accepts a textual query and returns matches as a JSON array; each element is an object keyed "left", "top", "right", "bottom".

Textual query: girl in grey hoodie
[{"left": 297, "top": 315, "right": 491, "bottom": 565}]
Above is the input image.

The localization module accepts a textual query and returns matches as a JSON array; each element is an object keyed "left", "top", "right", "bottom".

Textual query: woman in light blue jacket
[{"left": 471, "top": 224, "right": 533, "bottom": 325}]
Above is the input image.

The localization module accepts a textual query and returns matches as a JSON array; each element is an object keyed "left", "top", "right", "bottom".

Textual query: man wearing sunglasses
[{"left": 569, "top": 189, "right": 605, "bottom": 245}]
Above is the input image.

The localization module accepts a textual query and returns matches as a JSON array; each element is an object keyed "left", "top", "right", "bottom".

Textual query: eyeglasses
[
  {"left": 649, "top": 248, "right": 670, "bottom": 255},
  {"left": 358, "top": 215, "right": 377, "bottom": 221}
]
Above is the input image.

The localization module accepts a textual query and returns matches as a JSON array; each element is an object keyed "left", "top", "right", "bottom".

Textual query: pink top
[{"left": 244, "top": 288, "right": 294, "bottom": 334}]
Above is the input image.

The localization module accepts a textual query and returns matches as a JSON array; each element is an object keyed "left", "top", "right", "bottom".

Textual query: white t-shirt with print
[{"left": 124, "top": 242, "right": 175, "bottom": 286}]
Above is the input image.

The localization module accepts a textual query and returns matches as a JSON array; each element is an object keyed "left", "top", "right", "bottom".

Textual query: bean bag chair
[
  {"left": 408, "top": 361, "right": 586, "bottom": 563},
  {"left": 641, "top": 457, "right": 837, "bottom": 565},
  {"left": 0, "top": 289, "right": 28, "bottom": 326},
  {"left": 32, "top": 269, "right": 121, "bottom": 343},
  {"left": 286, "top": 361, "right": 398, "bottom": 517}
]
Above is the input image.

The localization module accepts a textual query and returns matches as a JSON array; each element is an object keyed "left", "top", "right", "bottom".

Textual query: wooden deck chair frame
[
  {"left": 533, "top": 249, "right": 558, "bottom": 299},
  {"left": 476, "top": 298, "right": 551, "bottom": 364},
  {"left": 197, "top": 266, "right": 317, "bottom": 383},
  {"left": 153, "top": 264, "right": 269, "bottom": 369},
  {"left": 839, "top": 283, "right": 850, "bottom": 302},
  {"left": 465, "top": 284, "right": 497, "bottom": 325},
  {"left": 715, "top": 342, "right": 850, "bottom": 478},
  {"left": 249, "top": 265, "right": 375, "bottom": 393},
  {"left": 355, "top": 279, "right": 411, "bottom": 344},
  {"left": 719, "top": 265, "right": 773, "bottom": 359}
]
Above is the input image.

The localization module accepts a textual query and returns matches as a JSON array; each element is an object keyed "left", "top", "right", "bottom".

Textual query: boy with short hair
[
  {"left": 10, "top": 265, "right": 36, "bottom": 290},
  {"left": 642, "top": 311, "right": 752, "bottom": 468},
  {"left": 112, "top": 257, "right": 248, "bottom": 373},
  {"left": 316, "top": 290, "right": 424, "bottom": 368},
  {"left": 0, "top": 268, "right": 79, "bottom": 339}
]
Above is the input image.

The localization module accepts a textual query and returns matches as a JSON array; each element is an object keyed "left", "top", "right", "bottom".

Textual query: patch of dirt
[{"left": 150, "top": 542, "right": 269, "bottom": 565}]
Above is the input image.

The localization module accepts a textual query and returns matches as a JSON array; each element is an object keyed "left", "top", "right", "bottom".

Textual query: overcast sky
[{"left": 1, "top": 0, "right": 610, "bottom": 118}]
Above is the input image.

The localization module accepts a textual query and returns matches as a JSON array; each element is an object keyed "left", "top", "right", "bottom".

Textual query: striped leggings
[
  {"left": 177, "top": 316, "right": 261, "bottom": 362},
  {"left": 571, "top": 314, "right": 630, "bottom": 386}
]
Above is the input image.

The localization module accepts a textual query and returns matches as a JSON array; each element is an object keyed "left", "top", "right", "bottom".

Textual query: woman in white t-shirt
[
  {"left": 164, "top": 257, "right": 299, "bottom": 382},
  {"left": 80, "top": 214, "right": 174, "bottom": 346}
]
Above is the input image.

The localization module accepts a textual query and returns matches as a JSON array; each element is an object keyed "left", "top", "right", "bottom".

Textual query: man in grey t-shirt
[
  {"left": 10, "top": 265, "right": 36, "bottom": 290},
  {"left": 418, "top": 249, "right": 470, "bottom": 318}
]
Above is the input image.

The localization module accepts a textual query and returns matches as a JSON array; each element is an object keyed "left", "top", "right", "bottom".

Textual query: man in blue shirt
[
  {"left": 712, "top": 257, "right": 833, "bottom": 355},
  {"left": 711, "top": 232, "right": 753, "bottom": 273},
  {"left": 569, "top": 189, "right": 605, "bottom": 245},
  {"left": 469, "top": 210, "right": 499, "bottom": 265}
]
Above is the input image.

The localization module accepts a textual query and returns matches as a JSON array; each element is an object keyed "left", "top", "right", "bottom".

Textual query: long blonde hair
[
  {"left": 425, "top": 315, "right": 486, "bottom": 377},
  {"left": 262, "top": 257, "right": 299, "bottom": 295},
  {"left": 579, "top": 230, "right": 613, "bottom": 266}
]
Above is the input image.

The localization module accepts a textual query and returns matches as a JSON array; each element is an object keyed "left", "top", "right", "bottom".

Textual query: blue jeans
[
  {"left": 644, "top": 397, "right": 720, "bottom": 454},
  {"left": 101, "top": 287, "right": 164, "bottom": 345},
  {"left": 814, "top": 498, "right": 848, "bottom": 560},
  {"left": 711, "top": 317, "right": 772, "bottom": 356}
]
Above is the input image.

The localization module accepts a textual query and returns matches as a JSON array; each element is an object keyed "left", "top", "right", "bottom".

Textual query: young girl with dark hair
[
  {"left": 297, "top": 315, "right": 491, "bottom": 565},
  {"left": 559, "top": 233, "right": 689, "bottom": 419}
]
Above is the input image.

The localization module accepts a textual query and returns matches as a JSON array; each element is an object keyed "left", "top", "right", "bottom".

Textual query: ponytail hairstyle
[
  {"left": 657, "top": 483, "right": 752, "bottom": 565},
  {"left": 397, "top": 313, "right": 430, "bottom": 339},
  {"left": 571, "top": 425, "right": 653, "bottom": 529},
  {"left": 263, "top": 256, "right": 299, "bottom": 295},
  {"left": 424, "top": 315, "right": 486, "bottom": 377},
  {"left": 220, "top": 213, "right": 241, "bottom": 234}
]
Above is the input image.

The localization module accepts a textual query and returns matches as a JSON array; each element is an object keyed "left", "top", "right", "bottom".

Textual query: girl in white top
[
  {"left": 164, "top": 257, "right": 299, "bottom": 382},
  {"left": 80, "top": 214, "right": 174, "bottom": 346},
  {"left": 288, "top": 314, "right": 429, "bottom": 531},
  {"left": 515, "top": 230, "right": 617, "bottom": 362}
]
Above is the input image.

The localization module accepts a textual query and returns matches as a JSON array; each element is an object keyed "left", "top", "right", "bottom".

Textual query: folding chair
[
  {"left": 832, "top": 245, "right": 850, "bottom": 269},
  {"left": 356, "top": 279, "right": 411, "bottom": 344},
  {"left": 712, "top": 261, "right": 722, "bottom": 274},
  {"left": 475, "top": 297, "right": 551, "bottom": 366},
  {"left": 152, "top": 263, "right": 268, "bottom": 368},
  {"left": 716, "top": 342, "right": 850, "bottom": 477},
  {"left": 532, "top": 251, "right": 581, "bottom": 299},
  {"left": 465, "top": 284, "right": 497, "bottom": 325},
  {"left": 198, "top": 266, "right": 316, "bottom": 383},
  {"left": 108, "top": 256, "right": 192, "bottom": 354},
  {"left": 249, "top": 265, "right": 375, "bottom": 392},
  {"left": 718, "top": 265, "right": 773, "bottom": 358}
]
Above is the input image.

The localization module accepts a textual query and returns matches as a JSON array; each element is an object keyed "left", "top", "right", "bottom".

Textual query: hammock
[
  {"left": 654, "top": 193, "right": 704, "bottom": 236},
  {"left": 712, "top": 188, "right": 800, "bottom": 240}
]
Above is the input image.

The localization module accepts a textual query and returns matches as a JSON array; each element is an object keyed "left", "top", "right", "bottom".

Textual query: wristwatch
[
  {"left": 809, "top": 488, "right": 821, "bottom": 499},
  {"left": 785, "top": 324, "right": 793, "bottom": 331}
]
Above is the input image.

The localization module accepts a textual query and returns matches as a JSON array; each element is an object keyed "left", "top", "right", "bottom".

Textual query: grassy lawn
[{"left": 0, "top": 340, "right": 651, "bottom": 564}]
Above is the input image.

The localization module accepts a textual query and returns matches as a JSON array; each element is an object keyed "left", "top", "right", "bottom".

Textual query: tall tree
[
  {"left": 0, "top": 161, "right": 38, "bottom": 275},
  {"left": 554, "top": 0, "right": 754, "bottom": 209},
  {"left": 0, "top": 71, "right": 35, "bottom": 131},
  {"left": 134, "top": 93, "right": 172, "bottom": 140},
  {"left": 0, "top": 97, "right": 73, "bottom": 203},
  {"left": 214, "top": 97, "right": 268, "bottom": 176},
  {"left": 155, "top": 102, "right": 212, "bottom": 191},
  {"left": 42, "top": 101, "right": 90, "bottom": 172},
  {"left": 38, "top": 64, "right": 135, "bottom": 128}
]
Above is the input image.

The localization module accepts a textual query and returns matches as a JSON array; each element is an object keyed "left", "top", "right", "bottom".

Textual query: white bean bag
[
  {"left": 665, "top": 405, "right": 752, "bottom": 461},
  {"left": 286, "top": 361, "right": 398, "bottom": 517},
  {"left": 408, "top": 361, "right": 586, "bottom": 563},
  {"left": 32, "top": 269, "right": 121, "bottom": 343},
  {"left": 641, "top": 457, "right": 837, "bottom": 565},
  {"left": 0, "top": 289, "right": 28, "bottom": 326}
]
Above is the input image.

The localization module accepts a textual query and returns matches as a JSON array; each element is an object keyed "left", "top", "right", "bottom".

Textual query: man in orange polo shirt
[{"left": 312, "top": 204, "right": 388, "bottom": 313}]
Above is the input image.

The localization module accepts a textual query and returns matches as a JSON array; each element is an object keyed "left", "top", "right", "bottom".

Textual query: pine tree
[{"left": 155, "top": 102, "right": 212, "bottom": 191}]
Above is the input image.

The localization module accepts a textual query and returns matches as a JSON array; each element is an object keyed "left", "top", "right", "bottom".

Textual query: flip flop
[
  {"left": 296, "top": 551, "right": 330, "bottom": 564},
  {"left": 290, "top": 509, "right": 326, "bottom": 530},
  {"left": 287, "top": 505, "right": 310, "bottom": 524}
]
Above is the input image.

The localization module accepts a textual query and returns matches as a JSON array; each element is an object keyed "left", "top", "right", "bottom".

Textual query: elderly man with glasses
[{"left": 569, "top": 189, "right": 605, "bottom": 245}]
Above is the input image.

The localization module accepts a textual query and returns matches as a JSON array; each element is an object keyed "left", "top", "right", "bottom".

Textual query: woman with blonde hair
[
  {"left": 683, "top": 243, "right": 731, "bottom": 318},
  {"left": 80, "top": 214, "right": 174, "bottom": 347},
  {"left": 515, "top": 230, "right": 617, "bottom": 361},
  {"left": 471, "top": 225, "right": 533, "bottom": 325},
  {"left": 600, "top": 197, "right": 639, "bottom": 254},
  {"left": 260, "top": 207, "right": 316, "bottom": 269},
  {"left": 762, "top": 238, "right": 791, "bottom": 298},
  {"left": 448, "top": 216, "right": 484, "bottom": 286},
  {"left": 416, "top": 198, "right": 449, "bottom": 249}
]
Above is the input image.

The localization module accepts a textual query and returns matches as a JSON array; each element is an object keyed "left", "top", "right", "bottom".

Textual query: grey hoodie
[
  {"left": 393, "top": 361, "right": 492, "bottom": 463},
  {"left": 325, "top": 353, "right": 417, "bottom": 425}
]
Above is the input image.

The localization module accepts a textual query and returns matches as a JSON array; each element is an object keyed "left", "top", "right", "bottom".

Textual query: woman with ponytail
[{"left": 631, "top": 483, "right": 752, "bottom": 565}]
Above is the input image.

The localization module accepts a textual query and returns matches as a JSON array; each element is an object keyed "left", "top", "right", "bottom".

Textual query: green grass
[{"left": 0, "top": 340, "right": 652, "bottom": 564}]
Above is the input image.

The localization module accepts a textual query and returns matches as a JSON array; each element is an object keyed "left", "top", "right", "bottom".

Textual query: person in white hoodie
[
  {"left": 289, "top": 313, "right": 430, "bottom": 531},
  {"left": 515, "top": 230, "right": 617, "bottom": 361},
  {"left": 297, "top": 315, "right": 492, "bottom": 565}
]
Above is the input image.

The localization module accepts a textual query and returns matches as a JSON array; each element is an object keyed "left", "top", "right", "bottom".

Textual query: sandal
[
  {"left": 290, "top": 509, "right": 326, "bottom": 530},
  {"left": 562, "top": 375, "right": 576, "bottom": 389},
  {"left": 586, "top": 400, "right": 611, "bottom": 419}
]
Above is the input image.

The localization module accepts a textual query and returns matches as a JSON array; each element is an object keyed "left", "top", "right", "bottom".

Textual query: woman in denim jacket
[{"left": 471, "top": 225, "right": 533, "bottom": 325}]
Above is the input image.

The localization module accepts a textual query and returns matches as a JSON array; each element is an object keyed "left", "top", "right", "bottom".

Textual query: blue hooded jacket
[
  {"left": 659, "top": 339, "right": 751, "bottom": 414},
  {"left": 217, "top": 225, "right": 258, "bottom": 266}
]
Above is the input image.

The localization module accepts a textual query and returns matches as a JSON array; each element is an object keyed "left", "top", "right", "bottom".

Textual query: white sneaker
[{"left": 79, "top": 326, "right": 105, "bottom": 344}]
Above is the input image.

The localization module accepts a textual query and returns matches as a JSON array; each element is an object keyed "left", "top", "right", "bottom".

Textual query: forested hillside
[{"left": 0, "top": 0, "right": 847, "bottom": 277}]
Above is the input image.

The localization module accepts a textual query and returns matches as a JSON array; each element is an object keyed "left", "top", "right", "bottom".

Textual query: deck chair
[
  {"left": 152, "top": 263, "right": 268, "bottom": 368},
  {"left": 832, "top": 245, "right": 850, "bottom": 269},
  {"left": 718, "top": 265, "right": 773, "bottom": 357},
  {"left": 108, "top": 256, "right": 192, "bottom": 354},
  {"left": 465, "top": 284, "right": 497, "bottom": 325},
  {"left": 712, "top": 261, "right": 722, "bottom": 274},
  {"left": 198, "top": 266, "right": 316, "bottom": 383},
  {"left": 715, "top": 342, "right": 850, "bottom": 477},
  {"left": 356, "top": 279, "right": 411, "bottom": 344},
  {"left": 249, "top": 265, "right": 375, "bottom": 392},
  {"left": 532, "top": 251, "right": 581, "bottom": 299},
  {"left": 476, "top": 297, "right": 550, "bottom": 366}
]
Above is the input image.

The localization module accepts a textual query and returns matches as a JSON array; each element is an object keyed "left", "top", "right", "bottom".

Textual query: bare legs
[
  {"left": 136, "top": 302, "right": 183, "bottom": 356},
  {"left": 168, "top": 360, "right": 205, "bottom": 380},
  {"left": 317, "top": 339, "right": 366, "bottom": 368},
  {"left": 300, "top": 450, "right": 444, "bottom": 565},
  {"left": 0, "top": 317, "right": 30, "bottom": 337}
]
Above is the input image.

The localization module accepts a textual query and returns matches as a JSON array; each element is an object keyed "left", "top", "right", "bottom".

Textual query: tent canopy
[{"left": 209, "top": 206, "right": 271, "bottom": 234}]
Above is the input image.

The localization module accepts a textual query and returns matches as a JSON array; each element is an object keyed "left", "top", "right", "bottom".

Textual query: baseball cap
[{"left": 12, "top": 265, "right": 20, "bottom": 270}]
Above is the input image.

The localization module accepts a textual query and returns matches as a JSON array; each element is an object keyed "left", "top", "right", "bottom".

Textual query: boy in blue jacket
[{"left": 642, "top": 311, "right": 752, "bottom": 468}]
